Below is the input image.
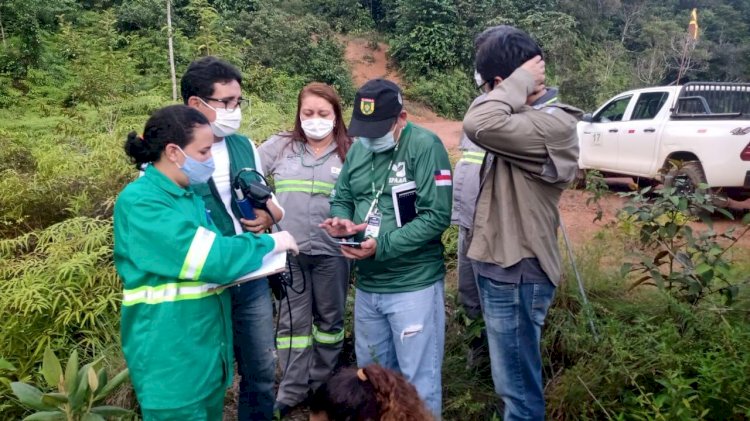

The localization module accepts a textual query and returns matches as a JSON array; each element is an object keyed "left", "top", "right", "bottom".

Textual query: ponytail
[{"left": 123, "top": 105, "right": 209, "bottom": 170}]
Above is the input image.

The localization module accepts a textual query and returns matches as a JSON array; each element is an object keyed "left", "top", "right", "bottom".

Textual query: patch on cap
[{"left": 360, "top": 98, "right": 375, "bottom": 115}]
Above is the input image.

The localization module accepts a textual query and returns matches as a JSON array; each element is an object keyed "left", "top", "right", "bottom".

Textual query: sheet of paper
[{"left": 211, "top": 251, "right": 287, "bottom": 290}]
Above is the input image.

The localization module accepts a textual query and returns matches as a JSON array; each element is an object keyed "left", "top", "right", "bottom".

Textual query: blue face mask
[
  {"left": 358, "top": 128, "right": 399, "bottom": 153},
  {"left": 177, "top": 147, "right": 215, "bottom": 185}
]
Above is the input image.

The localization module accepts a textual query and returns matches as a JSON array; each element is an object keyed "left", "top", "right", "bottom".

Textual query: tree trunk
[
  {"left": 0, "top": 9, "right": 7, "bottom": 48},
  {"left": 167, "top": 0, "right": 177, "bottom": 102}
]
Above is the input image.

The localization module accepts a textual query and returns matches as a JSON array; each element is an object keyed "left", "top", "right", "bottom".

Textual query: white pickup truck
[{"left": 577, "top": 82, "right": 750, "bottom": 201}]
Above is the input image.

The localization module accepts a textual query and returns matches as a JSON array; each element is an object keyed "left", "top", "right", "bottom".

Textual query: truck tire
[
  {"left": 572, "top": 169, "right": 587, "bottom": 189},
  {"left": 664, "top": 161, "right": 728, "bottom": 208},
  {"left": 664, "top": 161, "right": 706, "bottom": 196}
]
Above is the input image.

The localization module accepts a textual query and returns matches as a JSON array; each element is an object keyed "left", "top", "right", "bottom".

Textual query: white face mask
[
  {"left": 301, "top": 118, "right": 335, "bottom": 140},
  {"left": 200, "top": 98, "right": 242, "bottom": 138},
  {"left": 474, "top": 69, "right": 484, "bottom": 87}
]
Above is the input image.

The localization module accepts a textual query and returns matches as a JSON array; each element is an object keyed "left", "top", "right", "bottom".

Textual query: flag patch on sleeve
[{"left": 434, "top": 169, "right": 452, "bottom": 186}]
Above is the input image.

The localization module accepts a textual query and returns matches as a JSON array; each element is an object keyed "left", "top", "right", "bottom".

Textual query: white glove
[{"left": 269, "top": 231, "right": 299, "bottom": 256}]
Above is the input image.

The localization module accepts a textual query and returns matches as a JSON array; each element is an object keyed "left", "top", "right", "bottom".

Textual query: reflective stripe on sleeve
[
  {"left": 459, "top": 151, "right": 486, "bottom": 165},
  {"left": 179, "top": 227, "right": 216, "bottom": 280},
  {"left": 276, "top": 335, "right": 313, "bottom": 349},
  {"left": 312, "top": 325, "right": 344, "bottom": 344},
  {"left": 122, "top": 282, "right": 221, "bottom": 306}
]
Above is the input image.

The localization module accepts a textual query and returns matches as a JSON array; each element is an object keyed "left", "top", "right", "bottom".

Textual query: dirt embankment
[{"left": 344, "top": 37, "right": 463, "bottom": 150}]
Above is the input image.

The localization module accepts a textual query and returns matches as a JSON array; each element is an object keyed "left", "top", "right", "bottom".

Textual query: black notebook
[{"left": 392, "top": 181, "right": 417, "bottom": 227}]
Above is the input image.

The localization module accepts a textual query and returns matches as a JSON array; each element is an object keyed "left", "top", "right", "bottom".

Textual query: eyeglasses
[{"left": 201, "top": 97, "right": 251, "bottom": 112}]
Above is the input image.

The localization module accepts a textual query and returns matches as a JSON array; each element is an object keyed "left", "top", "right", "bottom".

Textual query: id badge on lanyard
[
  {"left": 364, "top": 209, "right": 382, "bottom": 239},
  {"left": 365, "top": 140, "right": 401, "bottom": 239}
]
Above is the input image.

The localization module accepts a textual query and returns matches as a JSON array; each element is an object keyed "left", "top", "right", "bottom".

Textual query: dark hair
[
  {"left": 475, "top": 25, "right": 543, "bottom": 89},
  {"left": 180, "top": 56, "right": 243, "bottom": 104},
  {"left": 474, "top": 25, "right": 504, "bottom": 51},
  {"left": 287, "top": 82, "right": 352, "bottom": 160},
  {"left": 309, "top": 365, "right": 433, "bottom": 421},
  {"left": 124, "top": 105, "right": 210, "bottom": 169}
]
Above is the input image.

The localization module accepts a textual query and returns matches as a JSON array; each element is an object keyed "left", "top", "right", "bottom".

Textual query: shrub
[
  {"left": 388, "top": 0, "right": 462, "bottom": 76},
  {"left": 10, "top": 347, "right": 131, "bottom": 420},
  {"left": 0, "top": 217, "right": 120, "bottom": 371},
  {"left": 0, "top": 217, "right": 123, "bottom": 417},
  {"left": 543, "top": 235, "right": 750, "bottom": 420},
  {"left": 229, "top": 7, "right": 355, "bottom": 102},
  {"left": 305, "top": 0, "right": 374, "bottom": 33},
  {"left": 619, "top": 185, "right": 750, "bottom": 306},
  {"left": 115, "top": 0, "right": 163, "bottom": 32},
  {"left": 0, "top": 108, "right": 134, "bottom": 237},
  {"left": 404, "top": 69, "right": 476, "bottom": 120}
]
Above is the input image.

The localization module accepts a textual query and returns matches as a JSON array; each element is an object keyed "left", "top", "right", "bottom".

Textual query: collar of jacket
[
  {"left": 532, "top": 87, "right": 559, "bottom": 109},
  {"left": 397, "top": 121, "right": 413, "bottom": 144},
  {"left": 144, "top": 164, "right": 191, "bottom": 197}
]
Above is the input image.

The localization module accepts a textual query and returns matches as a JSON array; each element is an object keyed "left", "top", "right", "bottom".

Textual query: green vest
[{"left": 193, "top": 134, "right": 259, "bottom": 236}]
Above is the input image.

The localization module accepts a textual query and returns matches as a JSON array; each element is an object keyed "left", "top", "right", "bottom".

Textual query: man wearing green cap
[{"left": 320, "top": 79, "right": 452, "bottom": 418}]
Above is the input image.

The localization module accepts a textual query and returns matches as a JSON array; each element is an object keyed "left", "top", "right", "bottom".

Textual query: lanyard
[
  {"left": 293, "top": 140, "right": 337, "bottom": 168},
  {"left": 366, "top": 141, "right": 402, "bottom": 217}
]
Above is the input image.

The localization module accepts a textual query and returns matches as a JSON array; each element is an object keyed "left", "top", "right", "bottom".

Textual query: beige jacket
[{"left": 462, "top": 68, "right": 582, "bottom": 285}]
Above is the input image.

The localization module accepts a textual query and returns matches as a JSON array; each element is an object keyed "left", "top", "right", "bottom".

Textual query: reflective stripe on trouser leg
[
  {"left": 309, "top": 255, "right": 350, "bottom": 390},
  {"left": 276, "top": 254, "right": 315, "bottom": 407},
  {"left": 276, "top": 335, "right": 312, "bottom": 349},
  {"left": 312, "top": 325, "right": 344, "bottom": 344}
]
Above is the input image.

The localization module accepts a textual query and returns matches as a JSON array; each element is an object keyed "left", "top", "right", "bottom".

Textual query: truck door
[
  {"left": 579, "top": 95, "right": 633, "bottom": 171},
  {"left": 617, "top": 91, "right": 669, "bottom": 175}
]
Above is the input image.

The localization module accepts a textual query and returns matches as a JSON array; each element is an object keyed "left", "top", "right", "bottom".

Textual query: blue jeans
[
  {"left": 477, "top": 276, "right": 556, "bottom": 421},
  {"left": 230, "top": 279, "right": 276, "bottom": 420},
  {"left": 354, "top": 281, "right": 445, "bottom": 418}
]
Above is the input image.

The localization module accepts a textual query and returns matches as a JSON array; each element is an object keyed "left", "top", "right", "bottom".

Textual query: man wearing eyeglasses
[{"left": 181, "top": 56, "right": 284, "bottom": 420}]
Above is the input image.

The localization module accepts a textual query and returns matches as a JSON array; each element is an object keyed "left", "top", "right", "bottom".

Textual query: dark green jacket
[
  {"left": 330, "top": 122, "right": 452, "bottom": 293},
  {"left": 192, "top": 134, "right": 258, "bottom": 236}
]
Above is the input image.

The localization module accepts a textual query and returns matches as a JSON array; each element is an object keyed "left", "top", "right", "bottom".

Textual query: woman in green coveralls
[{"left": 114, "top": 105, "right": 298, "bottom": 420}]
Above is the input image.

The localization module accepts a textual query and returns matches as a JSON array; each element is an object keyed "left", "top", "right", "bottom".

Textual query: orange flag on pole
[{"left": 688, "top": 8, "right": 699, "bottom": 40}]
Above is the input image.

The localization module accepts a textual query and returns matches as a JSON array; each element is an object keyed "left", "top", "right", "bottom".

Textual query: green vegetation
[
  {"left": 362, "top": 0, "right": 750, "bottom": 115},
  {"left": 2, "top": 0, "right": 749, "bottom": 419},
  {"left": 543, "top": 240, "right": 750, "bottom": 420},
  {"left": 10, "top": 347, "right": 131, "bottom": 420},
  {"left": 440, "top": 195, "right": 750, "bottom": 420},
  {"left": 620, "top": 185, "right": 750, "bottom": 306}
]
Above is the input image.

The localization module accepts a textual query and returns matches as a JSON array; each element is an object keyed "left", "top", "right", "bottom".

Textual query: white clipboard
[{"left": 211, "top": 251, "right": 287, "bottom": 291}]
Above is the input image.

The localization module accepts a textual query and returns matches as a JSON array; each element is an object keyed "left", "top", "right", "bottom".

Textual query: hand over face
[{"left": 521, "top": 55, "right": 545, "bottom": 87}]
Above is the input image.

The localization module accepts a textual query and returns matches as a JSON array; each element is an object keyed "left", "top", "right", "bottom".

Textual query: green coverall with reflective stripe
[{"left": 114, "top": 165, "right": 275, "bottom": 413}]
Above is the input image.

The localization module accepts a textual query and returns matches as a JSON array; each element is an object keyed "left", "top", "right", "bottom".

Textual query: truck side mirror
[{"left": 581, "top": 113, "right": 594, "bottom": 123}]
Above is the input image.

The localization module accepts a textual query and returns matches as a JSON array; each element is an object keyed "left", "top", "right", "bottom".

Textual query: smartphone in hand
[{"left": 338, "top": 240, "right": 362, "bottom": 249}]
